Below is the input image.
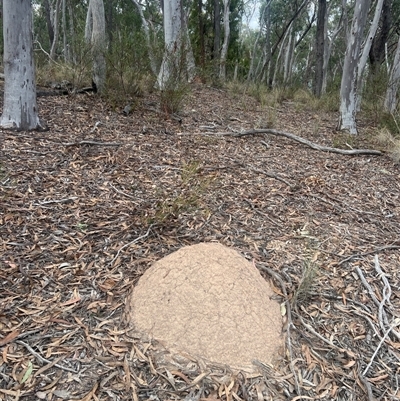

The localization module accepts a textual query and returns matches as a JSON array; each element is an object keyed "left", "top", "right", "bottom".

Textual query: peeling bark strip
[{"left": 1, "top": 0, "right": 46, "bottom": 131}]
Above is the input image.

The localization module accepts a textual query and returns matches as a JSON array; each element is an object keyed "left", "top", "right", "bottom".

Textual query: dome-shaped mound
[{"left": 125, "top": 243, "right": 283, "bottom": 373}]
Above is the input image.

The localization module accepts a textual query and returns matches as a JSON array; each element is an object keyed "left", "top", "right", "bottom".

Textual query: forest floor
[{"left": 1, "top": 83, "right": 400, "bottom": 401}]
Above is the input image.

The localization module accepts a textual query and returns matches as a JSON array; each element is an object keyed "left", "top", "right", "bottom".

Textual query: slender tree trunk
[
  {"left": 370, "top": 0, "right": 392, "bottom": 73},
  {"left": 158, "top": 0, "right": 183, "bottom": 88},
  {"left": 62, "top": 0, "right": 69, "bottom": 62},
  {"left": 356, "top": 0, "right": 384, "bottom": 110},
  {"left": 1, "top": 0, "right": 45, "bottom": 131},
  {"left": 247, "top": 1, "right": 269, "bottom": 82},
  {"left": 219, "top": 0, "right": 230, "bottom": 80},
  {"left": 198, "top": 0, "right": 205, "bottom": 69},
  {"left": 213, "top": 0, "right": 221, "bottom": 75},
  {"left": 86, "top": 0, "right": 107, "bottom": 93},
  {"left": 283, "top": 26, "right": 295, "bottom": 85},
  {"left": 131, "top": 0, "right": 158, "bottom": 76},
  {"left": 321, "top": 4, "right": 344, "bottom": 94},
  {"left": 43, "top": 0, "right": 55, "bottom": 47},
  {"left": 50, "top": 0, "right": 62, "bottom": 60},
  {"left": 338, "top": 0, "right": 371, "bottom": 134},
  {"left": 384, "top": 35, "right": 400, "bottom": 113},
  {"left": 314, "top": 0, "right": 327, "bottom": 97}
]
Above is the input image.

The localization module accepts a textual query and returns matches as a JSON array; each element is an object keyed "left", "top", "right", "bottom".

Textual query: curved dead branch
[{"left": 235, "top": 129, "right": 383, "bottom": 156}]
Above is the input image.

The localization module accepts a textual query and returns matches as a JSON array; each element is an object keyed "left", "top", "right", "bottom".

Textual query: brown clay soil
[{"left": 1, "top": 83, "right": 400, "bottom": 400}]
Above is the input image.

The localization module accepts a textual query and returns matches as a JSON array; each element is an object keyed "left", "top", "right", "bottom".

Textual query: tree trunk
[
  {"left": 369, "top": 0, "right": 392, "bottom": 72},
  {"left": 338, "top": 0, "right": 371, "bottom": 134},
  {"left": 43, "top": 0, "right": 55, "bottom": 47},
  {"left": 219, "top": 0, "right": 230, "bottom": 80},
  {"left": 314, "top": 0, "right": 327, "bottom": 97},
  {"left": 86, "top": 0, "right": 107, "bottom": 93},
  {"left": 283, "top": 26, "right": 295, "bottom": 85},
  {"left": 49, "top": 0, "right": 62, "bottom": 60},
  {"left": 384, "top": 35, "right": 400, "bottom": 113},
  {"left": 1, "top": 0, "right": 45, "bottom": 131},
  {"left": 158, "top": 0, "right": 182, "bottom": 88},
  {"left": 247, "top": 1, "right": 270, "bottom": 82},
  {"left": 213, "top": 0, "right": 221, "bottom": 75},
  {"left": 198, "top": 0, "right": 205, "bottom": 69},
  {"left": 131, "top": 0, "right": 158, "bottom": 76},
  {"left": 356, "top": 0, "right": 384, "bottom": 110}
]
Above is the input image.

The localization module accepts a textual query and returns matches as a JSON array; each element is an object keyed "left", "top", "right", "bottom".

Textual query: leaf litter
[{"left": 0, "top": 84, "right": 400, "bottom": 400}]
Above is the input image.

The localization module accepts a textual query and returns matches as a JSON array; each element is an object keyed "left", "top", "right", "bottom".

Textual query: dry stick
[
  {"left": 110, "top": 225, "right": 153, "bottom": 267},
  {"left": 234, "top": 129, "right": 383, "bottom": 155},
  {"left": 249, "top": 167, "right": 293, "bottom": 188},
  {"left": 110, "top": 184, "right": 139, "bottom": 203},
  {"left": 355, "top": 265, "right": 388, "bottom": 336},
  {"left": 374, "top": 255, "right": 400, "bottom": 341},
  {"left": 257, "top": 264, "right": 301, "bottom": 397},
  {"left": 338, "top": 245, "right": 400, "bottom": 266},
  {"left": 16, "top": 340, "right": 78, "bottom": 373},
  {"left": 62, "top": 140, "right": 122, "bottom": 147},
  {"left": 362, "top": 318, "right": 400, "bottom": 376}
]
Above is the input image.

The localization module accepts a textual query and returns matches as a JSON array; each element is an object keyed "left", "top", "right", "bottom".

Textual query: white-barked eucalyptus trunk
[
  {"left": 85, "top": 0, "right": 107, "bottom": 93},
  {"left": 338, "top": 0, "right": 371, "bottom": 134},
  {"left": 1, "top": 0, "right": 45, "bottom": 131},
  {"left": 384, "top": 35, "right": 400, "bottom": 113},
  {"left": 219, "top": 0, "right": 230, "bottom": 81}
]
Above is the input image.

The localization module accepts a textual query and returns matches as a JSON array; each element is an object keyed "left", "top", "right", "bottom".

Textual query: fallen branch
[
  {"left": 235, "top": 129, "right": 383, "bottom": 156},
  {"left": 62, "top": 140, "right": 122, "bottom": 147}
]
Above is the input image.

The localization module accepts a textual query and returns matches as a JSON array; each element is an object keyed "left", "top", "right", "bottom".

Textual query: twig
[
  {"left": 35, "top": 197, "right": 78, "bottom": 205},
  {"left": 110, "top": 184, "right": 139, "bottom": 203},
  {"left": 374, "top": 255, "right": 400, "bottom": 340},
  {"left": 362, "top": 318, "right": 400, "bottom": 376},
  {"left": 249, "top": 167, "right": 293, "bottom": 188},
  {"left": 110, "top": 225, "right": 154, "bottom": 267},
  {"left": 62, "top": 140, "right": 122, "bottom": 147},
  {"left": 16, "top": 340, "right": 78, "bottom": 373},
  {"left": 338, "top": 245, "right": 400, "bottom": 266}
]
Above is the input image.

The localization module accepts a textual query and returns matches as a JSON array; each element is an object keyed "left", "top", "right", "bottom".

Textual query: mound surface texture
[{"left": 126, "top": 243, "right": 282, "bottom": 373}]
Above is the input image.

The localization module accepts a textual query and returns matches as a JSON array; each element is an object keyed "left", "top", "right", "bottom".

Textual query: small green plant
[
  {"left": 76, "top": 222, "right": 88, "bottom": 231},
  {"left": 291, "top": 260, "right": 319, "bottom": 306},
  {"left": 152, "top": 161, "right": 214, "bottom": 224},
  {"left": 160, "top": 83, "right": 190, "bottom": 114}
]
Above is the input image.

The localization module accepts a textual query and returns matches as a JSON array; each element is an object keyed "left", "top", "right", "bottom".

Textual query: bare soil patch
[{"left": 1, "top": 84, "right": 400, "bottom": 400}]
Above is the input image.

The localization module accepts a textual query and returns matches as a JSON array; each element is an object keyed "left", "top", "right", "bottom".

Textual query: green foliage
[
  {"left": 152, "top": 161, "right": 214, "bottom": 224},
  {"left": 291, "top": 259, "right": 319, "bottom": 306}
]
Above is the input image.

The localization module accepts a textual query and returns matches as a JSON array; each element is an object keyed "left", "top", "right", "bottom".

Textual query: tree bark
[
  {"left": 369, "top": 0, "right": 392, "bottom": 72},
  {"left": 42, "top": 0, "right": 55, "bottom": 47},
  {"left": 338, "top": 0, "right": 371, "bottom": 134},
  {"left": 356, "top": 0, "right": 384, "bottom": 110},
  {"left": 131, "top": 0, "right": 158, "bottom": 76},
  {"left": 86, "top": 0, "right": 107, "bottom": 93},
  {"left": 314, "top": 0, "right": 327, "bottom": 97},
  {"left": 219, "top": 0, "right": 230, "bottom": 80},
  {"left": 49, "top": 0, "right": 62, "bottom": 60},
  {"left": 158, "top": 0, "right": 184, "bottom": 88},
  {"left": 384, "top": 35, "right": 400, "bottom": 113},
  {"left": 1, "top": 0, "right": 45, "bottom": 131},
  {"left": 213, "top": 0, "right": 221, "bottom": 75}
]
